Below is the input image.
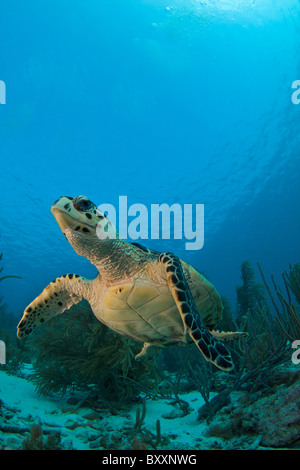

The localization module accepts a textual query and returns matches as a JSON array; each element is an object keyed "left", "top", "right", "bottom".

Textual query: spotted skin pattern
[
  {"left": 159, "top": 252, "right": 234, "bottom": 371},
  {"left": 17, "top": 274, "right": 90, "bottom": 338}
]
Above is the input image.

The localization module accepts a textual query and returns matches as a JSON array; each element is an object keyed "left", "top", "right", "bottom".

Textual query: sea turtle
[{"left": 17, "top": 195, "right": 246, "bottom": 371}]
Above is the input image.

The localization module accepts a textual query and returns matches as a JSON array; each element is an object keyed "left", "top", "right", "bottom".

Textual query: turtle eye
[{"left": 74, "top": 198, "right": 94, "bottom": 212}]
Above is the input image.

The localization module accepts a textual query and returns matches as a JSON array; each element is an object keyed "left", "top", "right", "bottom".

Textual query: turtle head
[
  {"left": 51, "top": 196, "right": 103, "bottom": 235},
  {"left": 51, "top": 195, "right": 117, "bottom": 263}
]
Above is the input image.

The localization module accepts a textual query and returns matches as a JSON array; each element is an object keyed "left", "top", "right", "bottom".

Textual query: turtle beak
[{"left": 51, "top": 196, "right": 79, "bottom": 233}]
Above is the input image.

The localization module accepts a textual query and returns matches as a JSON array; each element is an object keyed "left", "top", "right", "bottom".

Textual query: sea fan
[{"left": 28, "top": 300, "right": 161, "bottom": 402}]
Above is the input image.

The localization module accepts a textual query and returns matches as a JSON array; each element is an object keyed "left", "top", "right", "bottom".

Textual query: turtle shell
[{"left": 94, "top": 260, "right": 223, "bottom": 347}]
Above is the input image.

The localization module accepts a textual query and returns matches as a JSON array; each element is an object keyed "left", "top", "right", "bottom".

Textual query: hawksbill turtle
[{"left": 17, "top": 195, "right": 246, "bottom": 371}]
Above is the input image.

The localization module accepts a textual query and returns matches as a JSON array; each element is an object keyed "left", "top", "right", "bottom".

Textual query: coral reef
[
  {"left": 128, "top": 399, "right": 166, "bottom": 449},
  {"left": 195, "top": 260, "right": 300, "bottom": 448},
  {"left": 22, "top": 424, "right": 62, "bottom": 450},
  {"left": 228, "top": 261, "right": 293, "bottom": 392},
  {"left": 197, "top": 391, "right": 230, "bottom": 423},
  {"left": 203, "top": 372, "right": 300, "bottom": 448},
  {"left": 258, "top": 261, "right": 300, "bottom": 341},
  {"left": 236, "top": 260, "right": 267, "bottom": 326},
  {"left": 1, "top": 258, "right": 300, "bottom": 451}
]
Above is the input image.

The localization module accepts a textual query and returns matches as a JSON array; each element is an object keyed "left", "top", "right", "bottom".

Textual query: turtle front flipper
[
  {"left": 158, "top": 252, "right": 234, "bottom": 371},
  {"left": 17, "top": 274, "right": 91, "bottom": 338}
]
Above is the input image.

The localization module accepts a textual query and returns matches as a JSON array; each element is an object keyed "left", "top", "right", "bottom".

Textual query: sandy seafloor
[
  {"left": 0, "top": 366, "right": 209, "bottom": 450},
  {"left": 0, "top": 365, "right": 293, "bottom": 451}
]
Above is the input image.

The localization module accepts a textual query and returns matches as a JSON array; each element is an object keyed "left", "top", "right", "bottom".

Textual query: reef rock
[
  {"left": 243, "top": 382, "right": 300, "bottom": 448},
  {"left": 197, "top": 391, "right": 230, "bottom": 421},
  {"left": 205, "top": 381, "right": 300, "bottom": 448}
]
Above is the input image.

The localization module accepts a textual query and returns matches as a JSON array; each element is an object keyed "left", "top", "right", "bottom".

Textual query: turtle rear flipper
[
  {"left": 158, "top": 252, "right": 234, "bottom": 371},
  {"left": 210, "top": 329, "right": 248, "bottom": 341},
  {"left": 17, "top": 274, "right": 91, "bottom": 338}
]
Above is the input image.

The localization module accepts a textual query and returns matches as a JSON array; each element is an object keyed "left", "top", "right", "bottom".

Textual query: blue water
[{"left": 0, "top": 0, "right": 300, "bottom": 320}]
